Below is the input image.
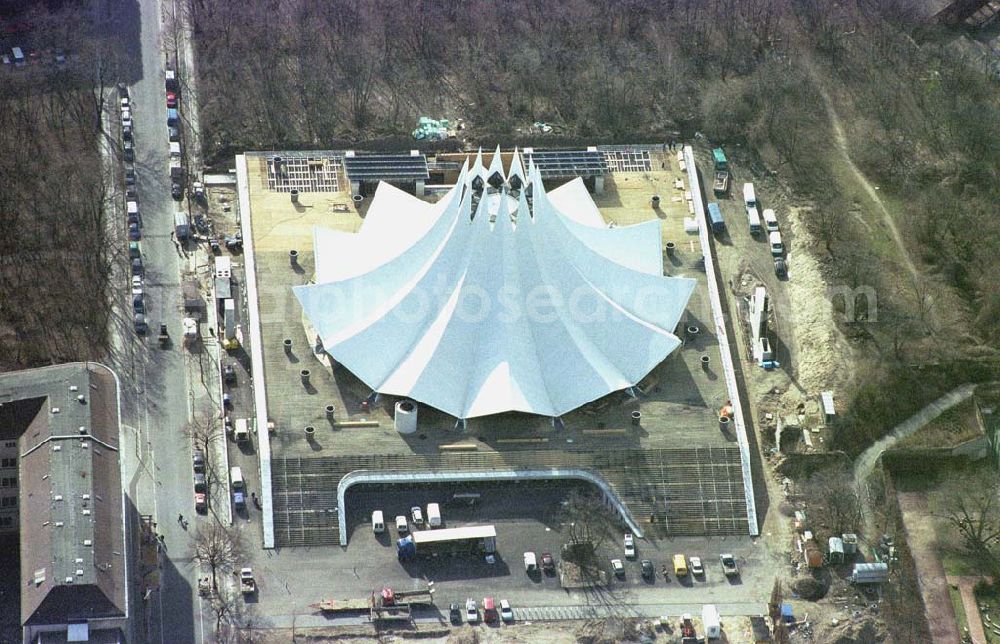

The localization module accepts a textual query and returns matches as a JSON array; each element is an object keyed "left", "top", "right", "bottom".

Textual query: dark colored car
[
  {"left": 641, "top": 559, "right": 655, "bottom": 580},
  {"left": 125, "top": 168, "right": 136, "bottom": 186},
  {"left": 123, "top": 140, "right": 134, "bottom": 162},
  {"left": 192, "top": 449, "right": 205, "bottom": 473},
  {"left": 133, "top": 313, "right": 148, "bottom": 334},
  {"left": 449, "top": 603, "right": 461, "bottom": 625},
  {"left": 774, "top": 257, "right": 787, "bottom": 279},
  {"left": 128, "top": 223, "right": 141, "bottom": 240},
  {"left": 132, "top": 293, "right": 144, "bottom": 314},
  {"left": 171, "top": 182, "right": 183, "bottom": 200},
  {"left": 168, "top": 126, "right": 180, "bottom": 142},
  {"left": 541, "top": 552, "right": 555, "bottom": 573},
  {"left": 223, "top": 364, "right": 236, "bottom": 384}
]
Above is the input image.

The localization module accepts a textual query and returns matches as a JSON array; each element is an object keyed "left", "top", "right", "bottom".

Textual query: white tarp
[{"left": 295, "top": 151, "right": 695, "bottom": 419}]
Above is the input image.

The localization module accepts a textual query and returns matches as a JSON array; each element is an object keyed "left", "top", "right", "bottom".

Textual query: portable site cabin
[
  {"left": 842, "top": 533, "right": 858, "bottom": 555},
  {"left": 851, "top": 563, "right": 889, "bottom": 584},
  {"left": 821, "top": 391, "right": 837, "bottom": 424},
  {"left": 828, "top": 537, "right": 845, "bottom": 564}
]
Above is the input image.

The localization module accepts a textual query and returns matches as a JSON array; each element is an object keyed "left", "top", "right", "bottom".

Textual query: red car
[
  {"left": 166, "top": 91, "right": 177, "bottom": 108},
  {"left": 483, "top": 597, "right": 498, "bottom": 624}
]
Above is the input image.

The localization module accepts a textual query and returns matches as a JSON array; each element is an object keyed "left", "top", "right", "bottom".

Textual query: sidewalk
[
  {"left": 897, "top": 490, "right": 960, "bottom": 644},
  {"left": 948, "top": 575, "right": 990, "bottom": 644}
]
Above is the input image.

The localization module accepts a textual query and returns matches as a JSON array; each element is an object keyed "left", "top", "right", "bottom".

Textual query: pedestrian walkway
[
  {"left": 897, "top": 491, "right": 960, "bottom": 644},
  {"left": 947, "top": 575, "right": 991, "bottom": 644}
]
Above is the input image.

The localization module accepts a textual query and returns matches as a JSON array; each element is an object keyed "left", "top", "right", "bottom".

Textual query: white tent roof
[{"left": 295, "top": 157, "right": 695, "bottom": 419}]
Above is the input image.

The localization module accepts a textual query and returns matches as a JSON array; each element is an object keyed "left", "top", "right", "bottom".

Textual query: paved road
[{"left": 105, "top": 0, "right": 206, "bottom": 641}]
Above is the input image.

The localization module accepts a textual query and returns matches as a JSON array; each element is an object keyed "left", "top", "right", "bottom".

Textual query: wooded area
[
  {"left": 189, "top": 0, "right": 1000, "bottom": 456},
  {"left": 0, "top": 79, "right": 112, "bottom": 370},
  {"left": 0, "top": 3, "right": 124, "bottom": 371}
]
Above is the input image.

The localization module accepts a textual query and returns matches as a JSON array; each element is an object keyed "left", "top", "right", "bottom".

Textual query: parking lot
[{"left": 251, "top": 480, "right": 770, "bottom": 621}]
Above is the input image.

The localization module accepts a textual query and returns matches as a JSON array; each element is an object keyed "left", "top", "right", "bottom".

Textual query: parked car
[
  {"left": 483, "top": 597, "right": 497, "bottom": 624},
  {"left": 465, "top": 598, "right": 478, "bottom": 623},
  {"left": 129, "top": 223, "right": 140, "bottom": 240},
  {"left": 192, "top": 449, "right": 205, "bottom": 473},
  {"left": 166, "top": 91, "right": 177, "bottom": 108},
  {"left": 117, "top": 82, "right": 129, "bottom": 99},
  {"left": 168, "top": 126, "right": 180, "bottom": 142},
  {"left": 121, "top": 110, "right": 132, "bottom": 129},
  {"left": 122, "top": 125, "right": 133, "bottom": 141},
  {"left": 774, "top": 256, "right": 787, "bottom": 278},
  {"left": 395, "top": 515, "right": 408, "bottom": 534},
  {"left": 125, "top": 167, "right": 136, "bottom": 185},
  {"left": 195, "top": 491, "right": 207, "bottom": 513},
  {"left": 624, "top": 533, "right": 636, "bottom": 558},
  {"left": 171, "top": 182, "right": 183, "bottom": 200},
  {"left": 167, "top": 107, "right": 178, "bottom": 126},
  {"left": 690, "top": 556, "right": 704, "bottom": 577},
  {"left": 500, "top": 599, "right": 513, "bottom": 623},
  {"left": 133, "top": 313, "right": 148, "bottom": 334},
  {"left": 130, "top": 274, "right": 142, "bottom": 294},
  {"left": 641, "top": 559, "right": 654, "bottom": 580},
  {"left": 411, "top": 506, "right": 424, "bottom": 527},
  {"left": 132, "top": 293, "right": 144, "bottom": 314},
  {"left": 449, "top": 603, "right": 461, "bottom": 625},
  {"left": 223, "top": 364, "right": 236, "bottom": 384},
  {"left": 123, "top": 139, "right": 134, "bottom": 162},
  {"left": 120, "top": 97, "right": 130, "bottom": 111},
  {"left": 611, "top": 558, "right": 625, "bottom": 578},
  {"left": 541, "top": 552, "right": 555, "bottom": 573}
]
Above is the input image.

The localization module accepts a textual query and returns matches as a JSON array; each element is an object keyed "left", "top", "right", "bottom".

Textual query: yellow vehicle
[{"left": 673, "top": 554, "right": 689, "bottom": 577}]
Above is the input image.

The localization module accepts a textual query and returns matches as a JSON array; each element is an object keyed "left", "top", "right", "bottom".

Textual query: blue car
[
  {"left": 167, "top": 107, "right": 179, "bottom": 126},
  {"left": 128, "top": 223, "right": 141, "bottom": 240}
]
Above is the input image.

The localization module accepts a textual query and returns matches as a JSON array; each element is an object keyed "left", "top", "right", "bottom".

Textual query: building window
[
  {"left": 0, "top": 496, "right": 15, "bottom": 508},
  {"left": 0, "top": 457, "right": 16, "bottom": 468},
  {"left": 0, "top": 478, "right": 16, "bottom": 489},
  {"left": 3, "top": 441, "right": 15, "bottom": 449},
  {"left": 0, "top": 516, "right": 12, "bottom": 527}
]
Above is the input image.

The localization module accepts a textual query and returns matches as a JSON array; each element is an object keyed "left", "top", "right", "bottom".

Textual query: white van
[
  {"left": 230, "top": 466, "right": 244, "bottom": 490},
  {"left": 769, "top": 231, "right": 784, "bottom": 256},
  {"left": 742, "top": 182, "right": 757, "bottom": 209},
  {"left": 11, "top": 47, "right": 25, "bottom": 67},
  {"left": 234, "top": 417, "right": 250, "bottom": 443},
  {"left": 747, "top": 208, "right": 763, "bottom": 235},
  {"left": 426, "top": 503, "right": 441, "bottom": 528},
  {"left": 762, "top": 208, "right": 779, "bottom": 232},
  {"left": 371, "top": 510, "right": 384, "bottom": 533},
  {"left": 169, "top": 142, "right": 182, "bottom": 159}
]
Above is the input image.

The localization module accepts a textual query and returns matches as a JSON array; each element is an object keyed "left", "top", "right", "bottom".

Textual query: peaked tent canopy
[{"left": 294, "top": 150, "right": 696, "bottom": 419}]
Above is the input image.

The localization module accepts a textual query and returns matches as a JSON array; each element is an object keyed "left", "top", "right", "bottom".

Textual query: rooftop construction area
[{"left": 235, "top": 147, "right": 755, "bottom": 548}]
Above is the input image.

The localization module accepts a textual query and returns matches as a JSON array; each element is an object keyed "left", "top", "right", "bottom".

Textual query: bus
[{"left": 397, "top": 525, "right": 496, "bottom": 560}]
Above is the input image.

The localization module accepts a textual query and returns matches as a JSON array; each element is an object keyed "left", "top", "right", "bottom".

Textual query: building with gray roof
[{"left": 0, "top": 363, "right": 129, "bottom": 643}]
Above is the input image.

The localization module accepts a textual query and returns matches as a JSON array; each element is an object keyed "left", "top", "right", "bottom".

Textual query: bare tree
[
  {"left": 561, "top": 489, "right": 619, "bottom": 549},
  {"left": 192, "top": 521, "right": 247, "bottom": 593},
  {"left": 937, "top": 469, "right": 1000, "bottom": 574},
  {"left": 184, "top": 408, "right": 225, "bottom": 502},
  {"left": 801, "top": 466, "right": 863, "bottom": 538}
]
